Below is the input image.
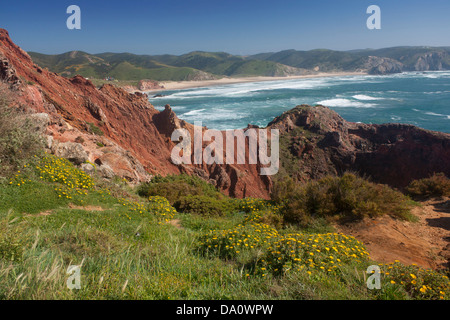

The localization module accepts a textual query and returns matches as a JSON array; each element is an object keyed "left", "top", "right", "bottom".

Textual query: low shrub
[
  {"left": 406, "top": 173, "right": 450, "bottom": 199},
  {"left": 197, "top": 222, "right": 279, "bottom": 259},
  {"left": 137, "top": 174, "right": 220, "bottom": 204},
  {"left": 241, "top": 199, "right": 284, "bottom": 228},
  {"left": 0, "top": 83, "right": 44, "bottom": 177},
  {"left": 174, "top": 195, "right": 237, "bottom": 217},
  {"left": 256, "top": 232, "right": 370, "bottom": 276},
  {"left": 272, "top": 173, "right": 413, "bottom": 226},
  {"left": 148, "top": 196, "right": 177, "bottom": 223},
  {"left": 372, "top": 261, "right": 450, "bottom": 300},
  {"left": 87, "top": 122, "right": 104, "bottom": 136}
]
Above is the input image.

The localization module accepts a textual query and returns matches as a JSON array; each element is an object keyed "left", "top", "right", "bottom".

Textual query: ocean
[{"left": 149, "top": 71, "right": 450, "bottom": 133}]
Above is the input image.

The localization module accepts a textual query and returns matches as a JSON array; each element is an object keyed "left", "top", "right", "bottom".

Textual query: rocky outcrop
[
  {"left": 0, "top": 28, "right": 270, "bottom": 197},
  {"left": 268, "top": 105, "right": 450, "bottom": 189},
  {"left": 138, "top": 79, "right": 164, "bottom": 91},
  {"left": 0, "top": 28, "right": 174, "bottom": 184},
  {"left": 413, "top": 51, "right": 448, "bottom": 71},
  {"left": 362, "top": 51, "right": 450, "bottom": 74},
  {"left": 52, "top": 142, "right": 89, "bottom": 165},
  {"left": 365, "top": 56, "right": 404, "bottom": 75},
  {"left": 185, "top": 70, "right": 218, "bottom": 81}
]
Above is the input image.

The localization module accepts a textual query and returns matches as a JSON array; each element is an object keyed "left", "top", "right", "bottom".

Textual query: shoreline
[{"left": 130, "top": 72, "right": 368, "bottom": 94}]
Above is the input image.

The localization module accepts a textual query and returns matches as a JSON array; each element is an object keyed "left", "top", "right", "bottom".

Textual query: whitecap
[
  {"left": 316, "top": 98, "right": 376, "bottom": 108},
  {"left": 424, "top": 111, "right": 450, "bottom": 119},
  {"left": 182, "top": 108, "right": 206, "bottom": 116},
  {"left": 352, "top": 94, "right": 379, "bottom": 101}
]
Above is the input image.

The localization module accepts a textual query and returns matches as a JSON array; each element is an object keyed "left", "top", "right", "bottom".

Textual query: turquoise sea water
[{"left": 148, "top": 71, "right": 450, "bottom": 133}]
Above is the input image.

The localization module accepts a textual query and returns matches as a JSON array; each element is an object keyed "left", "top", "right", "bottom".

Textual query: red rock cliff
[{"left": 0, "top": 29, "right": 270, "bottom": 198}]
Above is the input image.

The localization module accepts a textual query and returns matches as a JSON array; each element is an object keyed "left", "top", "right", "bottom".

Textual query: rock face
[
  {"left": 0, "top": 28, "right": 269, "bottom": 197},
  {"left": 138, "top": 79, "right": 164, "bottom": 91},
  {"left": 1, "top": 28, "right": 449, "bottom": 198},
  {"left": 268, "top": 105, "right": 450, "bottom": 189},
  {"left": 413, "top": 52, "right": 447, "bottom": 71},
  {"left": 362, "top": 51, "right": 450, "bottom": 75},
  {"left": 365, "top": 56, "right": 404, "bottom": 75},
  {"left": 53, "top": 142, "right": 89, "bottom": 165}
]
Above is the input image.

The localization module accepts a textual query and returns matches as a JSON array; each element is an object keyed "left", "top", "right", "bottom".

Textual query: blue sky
[{"left": 1, "top": 0, "right": 449, "bottom": 55}]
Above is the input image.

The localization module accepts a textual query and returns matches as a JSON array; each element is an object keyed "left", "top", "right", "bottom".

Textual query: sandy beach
[{"left": 143, "top": 72, "right": 367, "bottom": 93}]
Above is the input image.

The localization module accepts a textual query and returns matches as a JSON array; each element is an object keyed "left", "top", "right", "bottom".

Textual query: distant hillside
[
  {"left": 28, "top": 51, "right": 218, "bottom": 81},
  {"left": 354, "top": 47, "right": 450, "bottom": 71},
  {"left": 249, "top": 49, "right": 367, "bottom": 72},
  {"left": 29, "top": 46, "right": 450, "bottom": 82},
  {"left": 28, "top": 50, "right": 308, "bottom": 81},
  {"left": 249, "top": 47, "right": 450, "bottom": 73}
]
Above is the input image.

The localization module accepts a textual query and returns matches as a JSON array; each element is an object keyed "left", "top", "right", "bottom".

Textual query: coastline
[{"left": 131, "top": 71, "right": 368, "bottom": 94}]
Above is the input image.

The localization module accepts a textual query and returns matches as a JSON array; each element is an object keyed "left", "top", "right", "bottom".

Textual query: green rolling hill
[
  {"left": 28, "top": 46, "right": 450, "bottom": 82},
  {"left": 28, "top": 50, "right": 307, "bottom": 81},
  {"left": 249, "top": 47, "right": 450, "bottom": 72}
]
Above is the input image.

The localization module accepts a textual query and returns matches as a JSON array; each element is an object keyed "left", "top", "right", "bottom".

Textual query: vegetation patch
[
  {"left": 137, "top": 174, "right": 221, "bottom": 204},
  {"left": 272, "top": 173, "right": 415, "bottom": 226},
  {"left": 174, "top": 195, "right": 238, "bottom": 217},
  {"left": 371, "top": 261, "right": 450, "bottom": 300},
  {"left": 87, "top": 122, "right": 104, "bottom": 136},
  {"left": 0, "top": 83, "right": 44, "bottom": 177},
  {"left": 406, "top": 173, "right": 450, "bottom": 199}
]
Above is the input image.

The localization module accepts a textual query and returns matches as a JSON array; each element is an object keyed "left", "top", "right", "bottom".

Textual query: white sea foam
[
  {"left": 180, "top": 108, "right": 247, "bottom": 122},
  {"left": 390, "top": 115, "right": 402, "bottom": 121},
  {"left": 161, "top": 77, "right": 348, "bottom": 100},
  {"left": 316, "top": 98, "right": 376, "bottom": 108},
  {"left": 352, "top": 94, "right": 379, "bottom": 101},
  {"left": 424, "top": 111, "right": 450, "bottom": 119},
  {"left": 182, "top": 108, "right": 206, "bottom": 116}
]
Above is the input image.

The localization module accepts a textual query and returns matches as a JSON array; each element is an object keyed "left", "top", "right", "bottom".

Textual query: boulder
[
  {"left": 53, "top": 142, "right": 89, "bottom": 165},
  {"left": 98, "top": 164, "right": 115, "bottom": 179},
  {"left": 80, "top": 162, "right": 96, "bottom": 175},
  {"left": 29, "top": 112, "right": 50, "bottom": 133}
]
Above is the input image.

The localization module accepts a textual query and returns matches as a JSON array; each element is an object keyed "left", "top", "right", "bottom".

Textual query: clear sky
[{"left": 1, "top": 0, "right": 449, "bottom": 55}]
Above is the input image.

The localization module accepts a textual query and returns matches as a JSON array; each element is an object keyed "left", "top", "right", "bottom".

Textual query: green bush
[
  {"left": 137, "top": 174, "right": 220, "bottom": 204},
  {"left": 87, "top": 122, "right": 104, "bottom": 136},
  {"left": 372, "top": 261, "right": 450, "bottom": 300},
  {"left": 272, "top": 173, "right": 413, "bottom": 226},
  {"left": 197, "top": 222, "right": 279, "bottom": 259},
  {"left": 406, "top": 173, "right": 450, "bottom": 199},
  {"left": 148, "top": 196, "right": 177, "bottom": 223},
  {"left": 0, "top": 83, "right": 44, "bottom": 177},
  {"left": 174, "top": 195, "right": 238, "bottom": 217}
]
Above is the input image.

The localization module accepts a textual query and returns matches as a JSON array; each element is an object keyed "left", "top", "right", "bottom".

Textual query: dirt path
[{"left": 334, "top": 197, "right": 450, "bottom": 270}]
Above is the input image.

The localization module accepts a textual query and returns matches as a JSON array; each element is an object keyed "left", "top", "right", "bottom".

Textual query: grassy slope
[
  {"left": 28, "top": 51, "right": 209, "bottom": 81},
  {"left": 28, "top": 51, "right": 305, "bottom": 81},
  {"left": 0, "top": 155, "right": 448, "bottom": 300},
  {"left": 248, "top": 49, "right": 367, "bottom": 72}
]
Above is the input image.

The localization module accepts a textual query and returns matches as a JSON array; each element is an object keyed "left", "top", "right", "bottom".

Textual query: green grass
[{"left": 0, "top": 155, "right": 448, "bottom": 300}]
